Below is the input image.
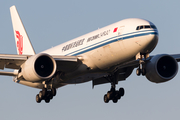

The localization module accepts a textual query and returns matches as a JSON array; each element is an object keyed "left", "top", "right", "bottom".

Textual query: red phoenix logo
[
  {"left": 113, "top": 27, "right": 118, "bottom": 33},
  {"left": 15, "top": 31, "right": 23, "bottom": 55}
]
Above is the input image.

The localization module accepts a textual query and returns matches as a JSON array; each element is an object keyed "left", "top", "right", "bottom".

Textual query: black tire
[
  {"left": 36, "top": 94, "right": 41, "bottom": 103},
  {"left": 119, "top": 88, "right": 125, "bottom": 96},
  {"left": 107, "top": 91, "right": 112, "bottom": 100},
  {"left": 117, "top": 95, "right": 121, "bottom": 100},
  {"left": 49, "top": 94, "right": 53, "bottom": 100},
  {"left": 113, "top": 98, "right": 118, "bottom": 103},
  {"left": 142, "top": 68, "right": 146, "bottom": 76},
  {"left": 116, "top": 91, "right": 121, "bottom": 99},
  {"left": 136, "top": 68, "right": 141, "bottom": 76},
  {"left": 48, "top": 91, "right": 53, "bottom": 99},
  {"left": 39, "top": 91, "right": 43, "bottom": 99},
  {"left": 45, "top": 98, "right": 50, "bottom": 103},
  {"left": 51, "top": 88, "right": 56, "bottom": 96},
  {"left": 42, "top": 88, "right": 47, "bottom": 97},
  {"left": 104, "top": 94, "right": 109, "bottom": 103}
]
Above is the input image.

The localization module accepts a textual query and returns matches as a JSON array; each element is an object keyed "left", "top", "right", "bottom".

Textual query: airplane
[{"left": 1, "top": 5, "right": 179, "bottom": 103}]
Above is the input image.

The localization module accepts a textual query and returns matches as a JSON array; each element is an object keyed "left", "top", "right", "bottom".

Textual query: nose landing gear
[{"left": 136, "top": 53, "right": 148, "bottom": 76}]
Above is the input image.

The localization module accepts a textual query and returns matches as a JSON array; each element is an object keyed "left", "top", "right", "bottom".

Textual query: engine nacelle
[
  {"left": 145, "top": 54, "right": 178, "bottom": 83},
  {"left": 20, "top": 53, "right": 57, "bottom": 82}
]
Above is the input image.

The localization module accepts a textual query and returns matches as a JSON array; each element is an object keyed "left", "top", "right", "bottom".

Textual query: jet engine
[
  {"left": 20, "top": 53, "right": 57, "bottom": 82},
  {"left": 145, "top": 54, "right": 178, "bottom": 83}
]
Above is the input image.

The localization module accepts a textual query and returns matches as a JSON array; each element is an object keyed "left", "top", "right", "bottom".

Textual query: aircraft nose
[
  {"left": 138, "top": 27, "right": 159, "bottom": 54},
  {"left": 145, "top": 29, "right": 159, "bottom": 53},
  {"left": 153, "top": 29, "right": 159, "bottom": 44}
]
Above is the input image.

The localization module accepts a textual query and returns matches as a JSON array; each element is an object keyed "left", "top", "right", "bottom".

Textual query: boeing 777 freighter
[{"left": 0, "top": 5, "right": 179, "bottom": 103}]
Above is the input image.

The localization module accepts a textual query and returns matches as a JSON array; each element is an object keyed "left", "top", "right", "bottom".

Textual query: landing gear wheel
[
  {"left": 117, "top": 93, "right": 121, "bottom": 99},
  {"left": 142, "top": 68, "right": 146, "bottom": 76},
  {"left": 51, "top": 88, "right": 56, "bottom": 96},
  {"left": 136, "top": 68, "right": 141, "bottom": 76},
  {"left": 104, "top": 94, "right": 109, "bottom": 103},
  {"left": 113, "top": 98, "right": 118, "bottom": 103},
  {"left": 47, "top": 91, "right": 53, "bottom": 100},
  {"left": 49, "top": 94, "right": 53, "bottom": 100},
  {"left": 39, "top": 91, "right": 43, "bottom": 99},
  {"left": 107, "top": 91, "right": 112, "bottom": 100},
  {"left": 42, "top": 88, "right": 47, "bottom": 97},
  {"left": 45, "top": 98, "right": 50, "bottom": 103},
  {"left": 119, "top": 88, "right": 125, "bottom": 96},
  {"left": 35, "top": 87, "right": 58, "bottom": 103},
  {"left": 104, "top": 86, "right": 125, "bottom": 103},
  {"left": 36, "top": 94, "right": 41, "bottom": 103}
]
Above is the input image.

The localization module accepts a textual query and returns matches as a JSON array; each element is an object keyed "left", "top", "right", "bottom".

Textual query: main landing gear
[
  {"left": 103, "top": 71, "right": 126, "bottom": 103},
  {"left": 36, "top": 88, "right": 56, "bottom": 103},
  {"left": 104, "top": 86, "right": 124, "bottom": 103}
]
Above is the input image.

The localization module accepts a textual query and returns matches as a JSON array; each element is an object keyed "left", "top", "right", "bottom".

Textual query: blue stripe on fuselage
[{"left": 65, "top": 30, "right": 158, "bottom": 56}]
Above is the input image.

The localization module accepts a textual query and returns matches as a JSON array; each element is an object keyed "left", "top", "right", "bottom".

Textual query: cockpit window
[
  {"left": 140, "top": 26, "right": 144, "bottom": 29},
  {"left": 136, "top": 25, "right": 157, "bottom": 30},
  {"left": 151, "top": 25, "right": 157, "bottom": 29},
  {"left": 145, "top": 25, "right": 151, "bottom": 28},
  {"left": 136, "top": 26, "right": 139, "bottom": 30}
]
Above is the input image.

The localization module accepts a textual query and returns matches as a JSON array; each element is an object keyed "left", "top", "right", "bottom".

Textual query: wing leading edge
[
  {"left": 0, "top": 54, "right": 81, "bottom": 75},
  {"left": 92, "top": 54, "right": 180, "bottom": 87}
]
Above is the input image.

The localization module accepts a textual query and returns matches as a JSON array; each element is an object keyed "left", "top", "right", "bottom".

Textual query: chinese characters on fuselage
[{"left": 62, "top": 29, "right": 110, "bottom": 52}]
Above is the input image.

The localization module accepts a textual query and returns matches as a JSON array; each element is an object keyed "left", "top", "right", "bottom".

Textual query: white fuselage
[{"left": 42, "top": 18, "right": 159, "bottom": 86}]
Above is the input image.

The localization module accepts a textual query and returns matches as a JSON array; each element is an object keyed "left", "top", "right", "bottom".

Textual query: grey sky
[{"left": 0, "top": 0, "right": 180, "bottom": 120}]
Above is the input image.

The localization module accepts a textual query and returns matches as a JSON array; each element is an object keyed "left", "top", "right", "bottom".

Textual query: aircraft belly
[{"left": 60, "top": 72, "right": 108, "bottom": 84}]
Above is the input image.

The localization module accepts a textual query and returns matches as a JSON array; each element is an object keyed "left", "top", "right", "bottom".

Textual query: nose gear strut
[{"left": 136, "top": 53, "right": 148, "bottom": 76}]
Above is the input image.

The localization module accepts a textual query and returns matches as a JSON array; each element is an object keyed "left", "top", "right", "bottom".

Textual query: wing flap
[
  {"left": 0, "top": 61, "right": 5, "bottom": 69},
  {"left": 0, "top": 54, "right": 28, "bottom": 69},
  {"left": 52, "top": 55, "right": 78, "bottom": 62}
]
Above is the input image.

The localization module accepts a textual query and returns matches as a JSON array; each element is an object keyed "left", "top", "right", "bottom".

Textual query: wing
[
  {"left": 0, "top": 54, "right": 81, "bottom": 75},
  {"left": 169, "top": 54, "right": 180, "bottom": 62},
  {"left": 52, "top": 55, "right": 81, "bottom": 72},
  {"left": 0, "top": 54, "right": 28, "bottom": 69},
  {"left": 92, "top": 61, "right": 137, "bottom": 87},
  {"left": 92, "top": 54, "right": 180, "bottom": 87}
]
